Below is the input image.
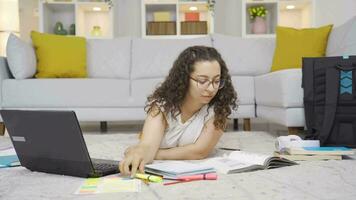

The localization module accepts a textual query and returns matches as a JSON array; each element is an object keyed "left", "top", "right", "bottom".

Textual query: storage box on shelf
[{"left": 145, "top": 3, "right": 177, "bottom": 35}]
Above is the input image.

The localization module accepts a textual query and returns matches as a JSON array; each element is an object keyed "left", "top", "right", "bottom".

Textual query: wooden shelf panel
[
  {"left": 181, "top": 21, "right": 207, "bottom": 35},
  {"left": 147, "top": 21, "right": 177, "bottom": 35}
]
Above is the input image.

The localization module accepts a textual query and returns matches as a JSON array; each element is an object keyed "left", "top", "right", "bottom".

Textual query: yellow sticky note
[
  {"left": 85, "top": 178, "right": 100, "bottom": 185},
  {"left": 75, "top": 177, "right": 141, "bottom": 194}
]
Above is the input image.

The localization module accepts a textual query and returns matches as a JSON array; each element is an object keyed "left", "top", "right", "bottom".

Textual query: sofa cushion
[
  {"left": 87, "top": 38, "right": 131, "bottom": 79},
  {"left": 2, "top": 79, "right": 129, "bottom": 108},
  {"left": 6, "top": 33, "right": 36, "bottom": 79},
  {"left": 255, "top": 69, "right": 303, "bottom": 108},
  {"left": 271, "top": 25, "right": 332, "bottom": 72},
  {"left": 131, "top": 36, "right": 212, "bottom": 79},
  {"left": 327, "top": 16, "right": 356, "bottom": 56},
  {"left": 129, "top": 78, "right": 164, "bottom": 107},
  {"left": 31, "top": 31, "right": 87, "bottom": 78},
  {"left": 231, "top": 76, "right": 255, "bottom": 105},
  {"left": 229, "top": 105, "right": 256, "bottom": 119},
  {"left": 212, "top": 34, "right": 275, "bottom": 76}
]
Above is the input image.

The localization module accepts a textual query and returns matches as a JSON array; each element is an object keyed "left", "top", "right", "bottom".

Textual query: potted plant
[{"left": 248, "top": 5, "right": 268, "bottom": 34}]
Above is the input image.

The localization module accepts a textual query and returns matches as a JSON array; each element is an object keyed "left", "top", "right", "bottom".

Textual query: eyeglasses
[{"left": 190, "top": 77, "right": 225, "bottom": 90}]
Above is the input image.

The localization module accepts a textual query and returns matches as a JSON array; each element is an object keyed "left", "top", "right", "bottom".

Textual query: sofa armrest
[
  {"left": 255, "top": 69, "right": 303, "bottom": 108},
  {"left": 0, "top": 57, "right": 12, "bottom": 108}
]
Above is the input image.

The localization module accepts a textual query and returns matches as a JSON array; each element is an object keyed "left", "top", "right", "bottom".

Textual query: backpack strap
[
  {"left": 302, "top": 58, "right": 317, "bottom": 139},
  {"left": 318, "top": 67, "right": 339, "bottom": 145}
]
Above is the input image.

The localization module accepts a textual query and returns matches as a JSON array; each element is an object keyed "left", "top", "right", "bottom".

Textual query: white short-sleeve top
[{"left": 159, "top": 105, "right": 215, "bottom": 148}]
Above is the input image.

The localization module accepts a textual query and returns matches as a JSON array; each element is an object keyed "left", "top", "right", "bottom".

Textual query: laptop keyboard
[
  {"left": 93, "top": 162, "right": 118, "bottom": 171},
  {"left": 91, "top": 158, "right": 119, "bottom": 172}
]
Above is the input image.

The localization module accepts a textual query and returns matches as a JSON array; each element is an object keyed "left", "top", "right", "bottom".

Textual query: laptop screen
[{"left": 0, "top": 110, "right": 95, "bottom": 177}]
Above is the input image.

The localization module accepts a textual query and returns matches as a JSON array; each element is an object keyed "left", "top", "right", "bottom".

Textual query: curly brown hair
[{"left": 145, "top": 46, "right": 238, "bottom": 130}]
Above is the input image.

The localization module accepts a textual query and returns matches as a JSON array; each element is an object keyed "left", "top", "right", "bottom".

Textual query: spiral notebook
[{"left": 145, "top": 161, "right": 216, "bottom": 179}]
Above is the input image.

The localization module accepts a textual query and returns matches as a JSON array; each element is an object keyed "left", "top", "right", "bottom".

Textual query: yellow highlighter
[{"left": 135, "top": 173, "right": 163, "bottom": 183}]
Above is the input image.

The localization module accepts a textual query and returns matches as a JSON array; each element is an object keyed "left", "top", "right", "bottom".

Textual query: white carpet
[{"left": 1, "top": 131, "right": 356, "bottom": 200}]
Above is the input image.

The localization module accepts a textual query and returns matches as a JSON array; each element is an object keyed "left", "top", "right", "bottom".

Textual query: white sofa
[
  {"left": 0, "top": 35, "right": 274, "bottom": 133},
  {"left": 5, "top": 14, "right": 355, "bottom": 134},
  {"left": 0, "top": 34, "right": 301, "bottom": 133}
]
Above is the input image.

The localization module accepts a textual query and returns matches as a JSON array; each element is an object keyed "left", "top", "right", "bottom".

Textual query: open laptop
[{"left": 0, "top": 110, "right": 120, "bottom": 178}]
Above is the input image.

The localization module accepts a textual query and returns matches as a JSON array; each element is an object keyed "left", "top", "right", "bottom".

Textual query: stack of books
[{"left": 274, "top": 147, "right": 355, "bottom": 161}]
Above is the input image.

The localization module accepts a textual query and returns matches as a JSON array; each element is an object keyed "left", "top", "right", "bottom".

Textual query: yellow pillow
[
  {"left": 31, "top": 31, "right": 87, "bottom": 78},
  {"left": 271, "top": 25, "right": 333, "bottom": 72}
]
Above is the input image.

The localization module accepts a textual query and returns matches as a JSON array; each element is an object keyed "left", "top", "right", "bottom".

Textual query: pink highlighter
[
  {"left": 164, "top": 173, "right": 218, "bottom": 186},
  {"left": 178, "top": 173, "right": 218, "bottom": 181}
]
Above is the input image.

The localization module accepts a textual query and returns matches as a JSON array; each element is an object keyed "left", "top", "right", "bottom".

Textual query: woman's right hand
[{"left": 119, "top": 143, "right": 154, "bottom": 177}]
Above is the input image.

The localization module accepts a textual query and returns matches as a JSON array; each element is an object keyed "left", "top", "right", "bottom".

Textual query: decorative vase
[
  {"left": 69, "top": 24, "right": 75, "bottom": 35},
  {"left": 91, "top": 26, "right": 102, "bottom": 36},
  {"left": 251, "top": 17, "right": 267, "bottom": 34},
  {"left": 54, "top": 22, "right": 68, "bottom": 35}
]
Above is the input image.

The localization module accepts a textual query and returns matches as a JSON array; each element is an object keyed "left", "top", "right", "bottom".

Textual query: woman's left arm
[{"left": 155, "top": 118, "right": 223, "bottom": 160}]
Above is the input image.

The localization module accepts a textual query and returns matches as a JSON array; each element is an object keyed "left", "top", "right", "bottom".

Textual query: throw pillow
[
  {"left": 30, "top": 31, "right": 87, "bottom": 78},
  {"left": 327, "top": 16, "right": 356, "bottom": 56},
  {"left": 6, "top": 33, "right": 36, "bottom": 79},
  {"left": 271, "top": 25, "right": 333, "bottom": 72}
]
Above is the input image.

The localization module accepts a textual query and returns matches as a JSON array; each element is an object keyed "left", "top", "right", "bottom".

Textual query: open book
[
  {"left": 145, "top": 161, "right": 216, "bottom": 179},
  {"left": 201, "top": 151, "right": 297, "bottom": 174}
]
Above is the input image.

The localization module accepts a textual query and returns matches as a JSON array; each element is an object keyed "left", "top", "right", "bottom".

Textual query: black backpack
[{"left": 302, "top": 56, "right": 356, "bottom": 147}]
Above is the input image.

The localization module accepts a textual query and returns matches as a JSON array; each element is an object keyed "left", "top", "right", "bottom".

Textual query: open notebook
[{"left": 201, "top": 151, "right": 297, "bottom": 174}]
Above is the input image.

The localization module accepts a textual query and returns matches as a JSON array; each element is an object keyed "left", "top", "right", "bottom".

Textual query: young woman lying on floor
[{"left": 119, "top": 46, "right": 238, "bottom": 176}]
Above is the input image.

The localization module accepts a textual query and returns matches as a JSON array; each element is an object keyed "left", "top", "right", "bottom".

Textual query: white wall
[
  {"left": 214, "top": 0, "right": 242, "bottom": 36},
  {"left": 114, "top": 0, "right": 141, "bottom": 37},
  {"left": 0, "top": 0, "right": 20, "bottom": 56},
  {"left": 314, "top": 0, "right": 356, "bottom": 27},
  {"left": 18, "top": 0, "right": 38, "bottom": 43}
]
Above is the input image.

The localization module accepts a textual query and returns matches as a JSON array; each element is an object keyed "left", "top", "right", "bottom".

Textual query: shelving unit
[
  {"left": 242, "top": 0, "right": 279, "bottom": 38},
  {"left": 142, "top": 0, "right": 214, "bottom": 38},
  {"left": 279, "top": 0, "right": 314, "bottom": 29},
  {"left": 241, "top": 0, "right": 314, "bottom": 38},
  {"left": 145, "top": 3, "right": 177, "bottom": 35},
  {"left": 39, "top": 0, "right": 114, "bottom": 39}
]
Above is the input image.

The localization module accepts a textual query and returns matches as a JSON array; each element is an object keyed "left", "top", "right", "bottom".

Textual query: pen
[
  {"left": 218, "top": 147, "right": 240, "bottom": 151},
  {"left": 164, "top": 179, "right": 194, "bottom": 186},
  {"left": 135, "top": 173, "right": 163, "bottom": 183},
  {"left": 164, "top": 173, "right": 218, "bottom": 186}
]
